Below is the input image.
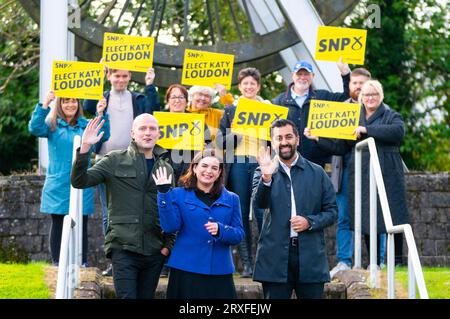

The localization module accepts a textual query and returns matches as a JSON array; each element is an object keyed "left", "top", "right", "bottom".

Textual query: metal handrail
[
  {"left": 354, "top": 138, "right": 428, "bottom": 299},
  {"left": 55, "top": 135, "right": 83, "bottom": 299}
]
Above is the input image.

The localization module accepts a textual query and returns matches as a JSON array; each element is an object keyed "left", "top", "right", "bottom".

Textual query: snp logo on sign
[
  {"left": 154, "top": 112, "right": 205, "bottom": 151},
  {"left": 315, "top": 26, "right": 367, "bottom": 65}
]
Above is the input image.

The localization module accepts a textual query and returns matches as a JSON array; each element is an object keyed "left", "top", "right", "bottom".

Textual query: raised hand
[
  {"left": 337, "top": 56, "right": 351, "bottom": 75},
  {"left": 43, "top": 90, "right": 56, "bottom": 109},
  {"left": 303, "top": 127, "right": 319, "bottom": 141},
  {"left": 96, "top": 98, "right": 107, "bottom": 116},
  {"left": 214, "top": 83, "right": 227, "bottom": 97},
  {"left": 152, "top": 166, "right": 172, "bottom": 186},
  {"left": 256, "top": 146, "right": 277, "bottom": 183},
  {"left": 80, "top": 116, "right": 105, "bottom": 154},
  {"left": 145, "top": 68, "right": 155, "bottom": 85}
]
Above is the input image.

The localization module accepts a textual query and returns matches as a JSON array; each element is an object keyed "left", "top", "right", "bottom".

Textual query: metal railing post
[
  {"left": 387, "top": 233, "right": 395, "bottom": 299},
  {"left": 55, "top": 135, "right": 83, "bottom": 299},
  {"left": 369, "top": 159, "right": 378, "bottom": 287},
  {"left": 354, "top": 145, "right": 362, "bottom": 269},
  {"left": 408, "top": 249, "right": 416, "bottom": 299},
  {"left": 354, "top": 138, "right": 428, "bottom": 299}
]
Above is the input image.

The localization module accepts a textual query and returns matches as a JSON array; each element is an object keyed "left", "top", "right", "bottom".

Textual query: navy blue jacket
[
  {"left": 252, "top": 155, "right": 337, "bottom": 283},
  {"left": 83, "top": 85, "right": 160, "bottom": 153},
  {"left": 272, "top": 74, "right": 350, "bottom": 167}
]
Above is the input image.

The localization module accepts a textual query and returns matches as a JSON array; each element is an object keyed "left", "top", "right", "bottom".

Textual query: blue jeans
[
  {"left": 228, "top": 157, "right": 264, "bottom": 252},
  {"left": 336, "top": 164, "right": 353, "bottom": 266},
  {"left": 97, "top": 183, "right": 108, "bottom": 235},
  {"left": 379, "top": 233, "right": 386, "bottom": 265}
]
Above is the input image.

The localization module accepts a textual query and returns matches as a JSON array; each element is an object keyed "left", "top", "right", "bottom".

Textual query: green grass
[
  {"left": 0, "top": 262, "right": 50, "bottom": 299},
  {"left": 394, "top": 267, "right": 450, "bottom": 299}
]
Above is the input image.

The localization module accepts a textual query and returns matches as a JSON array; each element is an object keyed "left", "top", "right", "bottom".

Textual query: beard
[
  {"left": 294, "top": 81, "right": 310, "bottom": 92},
  {"left": 350, "top": 89, "right": 361, "bottom": 101},
  {"left": 278, "top": 144, "right": 296, "bottom": 160}
]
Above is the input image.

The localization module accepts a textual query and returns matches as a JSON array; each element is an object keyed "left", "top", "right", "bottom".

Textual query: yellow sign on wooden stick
[
  {"left": 154, "top": 112, "right": 205, "bottom": 151},
  {"left": 51, "top": 60, "right": 104, "bottom": 100},
  {"left": 231, "top": 98, "right": 289, "bottom": 141},
  {"left": 182, "top": 49, "right": 234, "bottom": 89},
  {"left": 315, "top": 26, "right": 367, "bottom": 65},
  {"left": 102, "top": 32, "right": 154, "bottom": 72},
  {"left": 307, "top": 100, "right": 361, "bottom": 140}
]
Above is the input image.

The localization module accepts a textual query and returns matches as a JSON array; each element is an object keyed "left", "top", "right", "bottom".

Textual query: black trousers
[
  {"left": 111, "top": 248, "right": 166, "bottom": 299},
  {"left": 364, "top": 233, "right": 404, "bottom": 265},
  {"left": 50, "top": 214, "right": 88, "bottom": 264},
  {"left": 261, "top": 241, "right": 324, "bottom": 299}
]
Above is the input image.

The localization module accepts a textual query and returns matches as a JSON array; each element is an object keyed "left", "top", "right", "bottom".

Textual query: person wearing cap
[
  {"left": 187, "top": 85, "right": 224, "bottom": 143},
  {"left": 272, "top": 59, "right": 351, "bottom": 168}
]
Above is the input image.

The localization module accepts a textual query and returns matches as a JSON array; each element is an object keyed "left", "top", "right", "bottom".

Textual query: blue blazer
[{"left": 157, "top": 187, "right": 244, "bottom": 275}]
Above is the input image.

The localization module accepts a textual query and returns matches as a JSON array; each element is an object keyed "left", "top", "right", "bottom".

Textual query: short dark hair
[
  {"left": 238, "top": 67, "right": 261, "bottom": 85},
  {"left": 270, "top": 119, "right": 299, "bottom": 137},
  {"left": 351, "top": 68, "right": 371, "bottom": 79},
  {"left": 178, "top": 148, "right": 225, "bottom": 196}
]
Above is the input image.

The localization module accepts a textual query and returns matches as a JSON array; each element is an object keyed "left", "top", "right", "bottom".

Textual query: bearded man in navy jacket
[{"left": 252, "top": 119, "right": 337, "bottom": 299}]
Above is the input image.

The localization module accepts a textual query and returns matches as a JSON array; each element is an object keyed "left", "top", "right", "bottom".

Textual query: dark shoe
[
  {"left": 160, "top": 265, "right": 169, "bottom": 278},
  {"left": 102, "top": 264, "right": 113, "bottom": 276},
  {"left": 240, "top": 264, "right": 253, "bottom": 278}
]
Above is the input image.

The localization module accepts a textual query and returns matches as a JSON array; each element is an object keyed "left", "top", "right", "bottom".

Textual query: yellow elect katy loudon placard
[
  {"left": 307, "top": 100, "right": 361, "bottom": 140},
  {"left": 51, "top": 60, "right": 104, "bottom": 100},
  {"left": 102, "top": 32, "right": 154, "bottom": 72},
  {"left": 315, "top": 26, "right": 367, "bottom": 65},
  {"left": 231, "top": 98, "right": 289, "bottom": 141},
  {"left": 182, "top": 49, "right": 234, "bottom": 89},
  {"left": 154, "top": 112, "right": 205, "bottom": 151}
]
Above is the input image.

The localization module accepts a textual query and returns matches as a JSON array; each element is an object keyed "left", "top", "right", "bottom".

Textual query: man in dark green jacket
[{"left": 71, "top": 114, "right": 175, "bottom": 299}]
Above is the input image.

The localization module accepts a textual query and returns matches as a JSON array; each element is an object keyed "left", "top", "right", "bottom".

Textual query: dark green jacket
[{"left": 71, "top": 141, "right": 175, "bottom": 258}]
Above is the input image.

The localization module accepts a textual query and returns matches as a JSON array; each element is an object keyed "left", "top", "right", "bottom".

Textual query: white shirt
[
  {"left": 98, "top": 89, "right": 133, "bottom": 157},
  {"left": 263, "top": 153, "right": 300, "bottom": 238}
]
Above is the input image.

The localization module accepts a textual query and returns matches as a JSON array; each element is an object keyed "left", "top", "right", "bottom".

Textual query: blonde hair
[
  {"left": 188, "top": 86, "right": 216, "bottom": 99},
  {"left": 47, "top": 97, "right": 83, "bottom": 131},
  {"left": 358, "top": 80, "right": 384, "bottom": 104}
]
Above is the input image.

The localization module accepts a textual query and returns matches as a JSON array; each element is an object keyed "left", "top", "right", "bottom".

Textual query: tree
[
  {"left": 346, "top": 0, "right": 449, "bottom": 171},
  {"left": 0, "top": 0, "right": 39, "bottom": 174}
]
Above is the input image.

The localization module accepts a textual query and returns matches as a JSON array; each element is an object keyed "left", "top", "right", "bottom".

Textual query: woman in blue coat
[
  {"left": 153, "top": 148, "right": 244, "bottom": 299},
  {"left": 29, "top": 90, "right": 109, "bottom": 266}
]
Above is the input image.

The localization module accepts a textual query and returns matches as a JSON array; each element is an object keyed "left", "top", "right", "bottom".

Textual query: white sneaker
[{"left": 330, "top": 262, "right": 351, "bottom": 279}]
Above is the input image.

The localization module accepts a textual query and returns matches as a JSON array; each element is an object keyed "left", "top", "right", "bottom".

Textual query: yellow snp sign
[
  {"left": 315, "top": 26, "right": 367, "bottom": 65},
  {"left": 231, "top": 98, "right": 289, "bottom": 141},
  {"left": 154, "top": 112, "right": 205, "bottom": 151},
  {"left": 307, "top": 100, "right": 361, "bottom": 140},
  {"left": 51, "top": 60, "right": 104, "bottom": 100},
  {"left": 102, "top": 32, "right": 154, "bottom": 72},
  {"left": 182, "top": 49, "right": 234, "bottom": 89}
]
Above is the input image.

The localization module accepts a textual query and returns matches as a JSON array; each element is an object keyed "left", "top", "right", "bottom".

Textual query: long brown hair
[
  {"left": 179, "top": 148, "right": 225, "bottom": 196},
  {"left": 48, "top": 97, "right": 83, "bottom": 131}
]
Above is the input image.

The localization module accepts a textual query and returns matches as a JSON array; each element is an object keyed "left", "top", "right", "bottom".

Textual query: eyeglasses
[
  {"left": 362, "top": 93, "right": 380, "bottom": 98},
  {"left": 169, "top": 96, "right": 186, "bottom": 101}
]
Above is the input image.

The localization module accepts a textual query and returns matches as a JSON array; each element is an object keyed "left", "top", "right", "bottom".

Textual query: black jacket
[
  {"left": 272, "top": 74, "right": 350, "bottom": 167},
  {"left": 252, "top": 155, "right": 337, "bottom": 283},
  {"left": 316, "top": 103, "right": 409, "bottom": 234}
]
